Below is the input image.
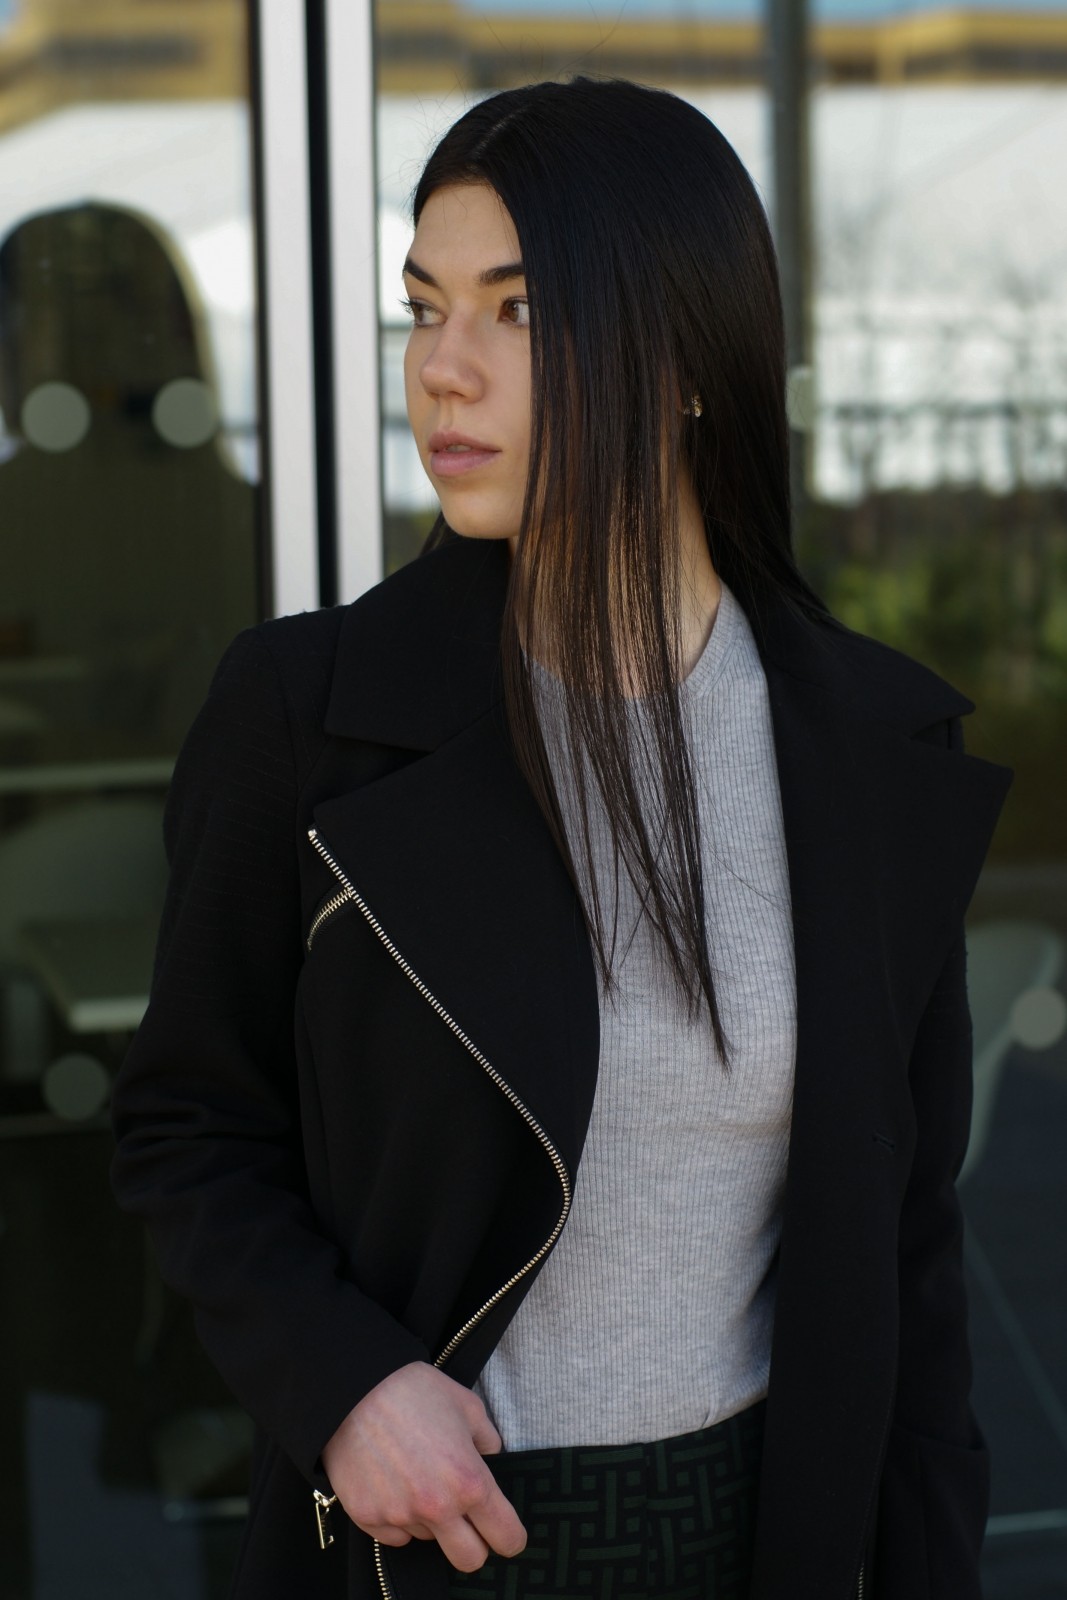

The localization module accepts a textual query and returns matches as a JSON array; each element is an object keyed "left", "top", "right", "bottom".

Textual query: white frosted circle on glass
[
  {"left": 20, "top": 381, "right": 91, "bottom": 452},
  {"left": 42, "top": 1053, "right": 110, "bottom": 1121},
  {"left": 1010, "top": 986, "right": 1067, "bottom": 1052},
  {"left": 152, "top": 378, "right": 218, "bottom": 448}
]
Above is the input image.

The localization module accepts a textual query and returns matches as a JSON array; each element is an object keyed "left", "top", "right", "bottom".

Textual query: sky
[
  {"left": 1, "top": 0, "right": 1067, "bottom": 23},
  {"left": 467, "top": 0, "right": 1067, "bottom": 13}
]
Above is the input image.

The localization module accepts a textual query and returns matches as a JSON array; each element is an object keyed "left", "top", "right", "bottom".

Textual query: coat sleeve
[
  {"left": 874, "top": 713, "right": 993, "bottom": 1598},
  {"left": 109, "top": 625, "right": 432, "bottom": 1487}
]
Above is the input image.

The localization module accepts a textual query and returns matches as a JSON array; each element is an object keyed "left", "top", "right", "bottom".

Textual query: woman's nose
[{"left": 417, "top": 316, "right": 484, "bottom": 400}]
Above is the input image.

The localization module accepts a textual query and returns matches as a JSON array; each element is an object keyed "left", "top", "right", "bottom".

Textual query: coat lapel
[
  {"left": 315, "top": 532, "right": 1013, "bottom": 1599},
  {"left": 312, "top": 536, "right": 600, "bottom": 1177},
  {"left": 310, "top": 705, "right": 600, "bottom": 1180}
]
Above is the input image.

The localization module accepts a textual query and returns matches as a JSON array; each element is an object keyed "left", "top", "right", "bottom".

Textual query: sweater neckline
[{"left": 678, "top": 577, "right": 739, "bottom": 701}]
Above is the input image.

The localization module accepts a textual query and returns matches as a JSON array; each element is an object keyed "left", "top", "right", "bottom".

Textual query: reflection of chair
[
  {"left": 0, "top": 797, "right": 167, "bottom": 1093},
  {"left": 961, "top": 919, "right": 1067, "bottom": 1184}
]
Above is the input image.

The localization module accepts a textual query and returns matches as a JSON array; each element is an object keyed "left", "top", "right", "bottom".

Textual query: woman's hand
[{"left": 321, "top": 1361, "right": 528, "bottom": 1573}]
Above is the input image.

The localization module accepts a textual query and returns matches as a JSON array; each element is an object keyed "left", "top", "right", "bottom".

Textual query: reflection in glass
[
  {"left": 21, "top": 380, "right": 92, "bottom": 451},
  {"left": 0, "top": 200, "right": 257, "bottom": 764},
  {"left": 0, "top": 3, "right": 262, "bottom": 1594}
]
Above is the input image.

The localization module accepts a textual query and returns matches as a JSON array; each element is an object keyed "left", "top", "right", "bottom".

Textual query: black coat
[{"left": 110, "top": 532, "right": 1014, "bottom": 1600}]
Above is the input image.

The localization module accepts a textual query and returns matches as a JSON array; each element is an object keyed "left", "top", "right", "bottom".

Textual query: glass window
[
  {"left": 375, "top": 8, "right": 1067, "bottom": 1595},
  {"left": 0, "top": 0, "right": 263, "bottom": 1590},
  {"left": 803, "top": 28, "right": 1067, "bottom": 1597}
]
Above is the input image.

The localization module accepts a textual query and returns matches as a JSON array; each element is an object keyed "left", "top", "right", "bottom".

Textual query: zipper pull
[{"left": 313, "top": 1488, "right": 339, "bottom": 1549}]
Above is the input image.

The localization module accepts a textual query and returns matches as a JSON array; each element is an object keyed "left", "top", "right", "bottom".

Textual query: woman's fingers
[
  {"left": 378, "top": 1476, "right": 526, "bottom": 1570},
  {"left": 368, "top": 1526, "right": 413, "bottom": 1547},
  {"left": 464, "top": 1480, "right": 527, "bottom": 1561},
  {"left": 431, "top": 1516, "right": 492, "bottom": 1574},
  {"left": 467, "top": 1405, "right": 503, "bottom": 1457}
]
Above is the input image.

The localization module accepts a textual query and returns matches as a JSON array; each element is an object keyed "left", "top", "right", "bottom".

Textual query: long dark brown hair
[{"left": 412, "top": 76, "right": 833, "bottom": 1070}]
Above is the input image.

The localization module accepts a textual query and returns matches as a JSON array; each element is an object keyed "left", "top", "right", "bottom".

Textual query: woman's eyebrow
[{"left": 402, "top": 255, "right": 525, "bottom": 289}]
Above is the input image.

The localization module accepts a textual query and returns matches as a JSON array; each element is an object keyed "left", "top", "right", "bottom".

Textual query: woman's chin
[{"left": 441, "top": 518, "right": 515, "bottom": 544}]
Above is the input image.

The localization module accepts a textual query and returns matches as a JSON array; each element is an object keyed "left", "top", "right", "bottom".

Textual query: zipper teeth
[
  {"left": 374, "top": 1540, "right": 396, "bottom": 1600},
  {"left": 307, "top": 886, "right": 355, "bottom": 951},
  {"left": 307, "top": 825, "right": 574, "bottom": 1599},
  {"left": 857, "top": 1562, "right": 865, "bottom": 1599}
]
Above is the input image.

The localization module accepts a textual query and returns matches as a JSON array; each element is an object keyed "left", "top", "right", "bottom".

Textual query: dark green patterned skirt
[{"left": 447, "top": 1398, "right": 766, "bottom": 1600}]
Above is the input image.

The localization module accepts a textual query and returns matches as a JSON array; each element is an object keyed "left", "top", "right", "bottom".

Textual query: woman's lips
[{"left": 430, "top": 446, "right": 500, "bottom": 477}]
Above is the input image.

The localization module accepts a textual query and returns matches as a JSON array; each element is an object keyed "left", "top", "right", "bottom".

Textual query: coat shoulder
[
  {"left": 255, "top": 599, "right": 348, "bottom": 666},
  {"left": 206, "top": 605, "right": 348, "bottom": 780},
  {"left": 800, "top": 606, "right": 976, "bottom": 737},
  {"left": 253, "top": 542, "right": 481, "bottom": 671},
  {"left": 252, "top": 602, "right": 348, "bottom": 708}
]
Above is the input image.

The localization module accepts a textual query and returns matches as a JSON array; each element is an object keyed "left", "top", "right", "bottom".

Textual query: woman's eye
[
  {"left": 398, "top": 295, "right": 528, "bottom": 328},
  {"left": 398, "top": 296, "right": 437, "bottom": 327}
]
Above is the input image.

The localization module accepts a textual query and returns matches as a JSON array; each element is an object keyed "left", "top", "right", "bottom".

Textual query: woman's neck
[{"left": 675, "top": 479, "right": 722, "bottom": 684}]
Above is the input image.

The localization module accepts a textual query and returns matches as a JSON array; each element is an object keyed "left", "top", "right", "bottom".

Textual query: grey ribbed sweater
[{"left": 471, "top": 578, "right": 797, "bottom": 1449}]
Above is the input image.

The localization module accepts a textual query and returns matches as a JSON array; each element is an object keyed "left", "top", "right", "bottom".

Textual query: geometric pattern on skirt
[{"left": 447, "top": 1397, "right": 766, "bottom": 1600}]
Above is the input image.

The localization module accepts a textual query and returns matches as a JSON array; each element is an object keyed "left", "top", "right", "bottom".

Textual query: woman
[{"left": 110, "top": 78, "right": 1014, "bottom": 1600}]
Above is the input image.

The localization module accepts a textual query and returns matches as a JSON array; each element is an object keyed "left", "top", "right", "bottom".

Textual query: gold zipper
[
  {"left": 307, "top": 886, "right": 354, "bottom": 951},
  {"left": 306, "top": 826, "right": 573, "bottom": 1598},
  {"left": 374, "top": 1539, "right": 396, "bottom": 1600},
  {"left": 313, "top": 1488, "right": 337, "bottom": 1549}
]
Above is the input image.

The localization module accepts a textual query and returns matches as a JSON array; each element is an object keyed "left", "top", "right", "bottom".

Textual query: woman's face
[{"left": 403, "top": 183, "right": 530, "bottom": 551}]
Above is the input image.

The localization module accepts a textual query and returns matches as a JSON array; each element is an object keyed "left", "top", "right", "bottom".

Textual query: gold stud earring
[{"left": 683, "top": 394, "right": 703, "bottom": 418}]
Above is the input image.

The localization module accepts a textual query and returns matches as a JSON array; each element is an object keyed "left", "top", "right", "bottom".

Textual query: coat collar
[
  {"left": 323, "top": 534, "right": 510, "bottom": 750},
  {"left": 323, "top": 530, "right": 978, "bottom": 751}
]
